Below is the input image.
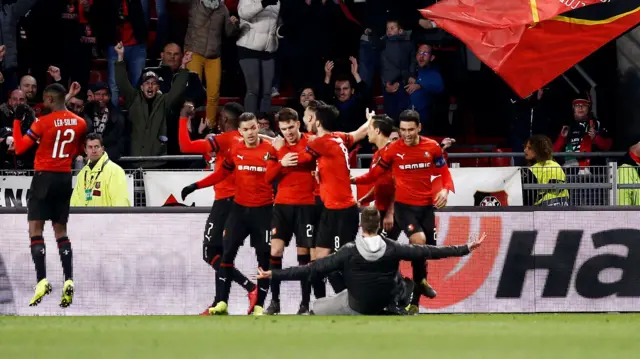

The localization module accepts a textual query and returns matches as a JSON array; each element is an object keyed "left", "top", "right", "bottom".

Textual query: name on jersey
[
  {"left": 399, "top": 162, "right": 431, "bottom": 170},
  {"left": 54, "top": 118, "right": 79, "bottom": 127},
  {"left": 238, "top": 165, "right": 266, "bottom": 172}
]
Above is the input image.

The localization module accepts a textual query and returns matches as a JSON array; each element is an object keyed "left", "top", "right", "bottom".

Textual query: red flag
[{"left": 421, "top": 0, "right": 640, "bottom": 98}]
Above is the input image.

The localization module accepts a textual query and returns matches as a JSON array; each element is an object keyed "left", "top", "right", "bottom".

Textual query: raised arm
[
  {"left": 271, "top": 245, "right": 351, "bottom": 281},
  {"left": 12, "top": 106, "right": 39, "bottom": 155},
  {"left": 392, "top": 242, "right": 470, "bottom": 262}
]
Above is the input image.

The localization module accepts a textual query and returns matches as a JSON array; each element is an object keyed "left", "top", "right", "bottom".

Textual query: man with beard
[
  {"left": 0, "top": 89, "right": 37, "bottom": 169},
  {"left": 114, "top": 41, "right": 191, "bottom": 168},
  {"left": 83, "top": 82, "right": 126, "bottom": 161}
]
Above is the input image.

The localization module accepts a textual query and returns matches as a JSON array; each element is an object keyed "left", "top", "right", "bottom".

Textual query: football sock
[
  {"left": 30, "top": 236, "right": 46, "bottom": 283},
  {"left": 298, "top": 254, "right": 311, "bottom": 305},
  {"left": 256, "top": 253, "right": 270, "bottom": 306},
  {"left": 269, "top": 255, "right": 283, "bottom": 301},
  {"left": 56, "top": 237, "right": 73, "bottom": 281}
]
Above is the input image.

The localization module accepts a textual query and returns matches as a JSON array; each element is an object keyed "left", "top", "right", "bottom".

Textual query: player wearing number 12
[
  {"left": 12, "top": 84, "right": 88, "bottom": 308},
  {"left": 182, "top": 113, "right": 277, "bottom": 316}
]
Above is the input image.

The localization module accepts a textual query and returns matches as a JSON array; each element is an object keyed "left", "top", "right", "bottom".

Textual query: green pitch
[{"left": 1, "top": 314, "right": 639, "bottom": 359}]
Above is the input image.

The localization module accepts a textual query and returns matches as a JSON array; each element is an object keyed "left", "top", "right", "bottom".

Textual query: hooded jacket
[{"left": 272, "top": 234, "right": 470, "bottom": 314}]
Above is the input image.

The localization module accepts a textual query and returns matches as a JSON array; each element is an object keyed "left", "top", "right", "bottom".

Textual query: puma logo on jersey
[
  {"left": 396, "top": 153, "right": 406, "bottom": 159},
  {"left": 237, "top": 155, "right": 244, "bottom": 160}
]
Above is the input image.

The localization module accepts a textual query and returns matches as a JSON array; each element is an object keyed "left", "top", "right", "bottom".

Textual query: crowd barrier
[{"left": 1, "top": 207, "right": 638, "bottom": 316}]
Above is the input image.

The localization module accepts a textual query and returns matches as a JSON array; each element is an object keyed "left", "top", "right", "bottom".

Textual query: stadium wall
[{"left": 1, "top": 208, "right": 638, "bottom": 315}]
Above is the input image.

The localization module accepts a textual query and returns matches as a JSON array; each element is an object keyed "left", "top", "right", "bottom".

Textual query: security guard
[
  {"left": 617, "top": 141, "right": 640, "bottom": 206},
  {"left": 71, "top": 133, "right": 131, "bottom": 207},
  {"left": 521, "top": 135, "right": 569, "bottom": 206}
]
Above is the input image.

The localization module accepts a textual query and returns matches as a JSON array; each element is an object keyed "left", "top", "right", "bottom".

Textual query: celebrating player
[
  {"left": 178, "top": 102, "right": 259, "bottom": 315},
  {"left": 283, "top": 101, "right": 369, "bottom": 293},
  {"left": 262, "top": 108, "right": 316, "bottom": 315},
  {"left": 181, "top": 113, "right": 277, "bottom": 316},
  {"left": 357, "top": 114, "right": 401, "bottom": 240},
  {"left": 352, "top": 110, "right": 454, "bottom": 314},
  {"left": 12, "top": 84, "right": 88, "bottom": 308}
]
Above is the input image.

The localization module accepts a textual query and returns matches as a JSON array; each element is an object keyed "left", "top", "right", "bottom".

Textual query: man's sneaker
[
  {"left": 208, "top": 301, "right": 228, "bottom": 315},
  {"left": 59, "top": 280, "right": 74, "bottom": 308},
  {"left": 271, "top": 87, "right": 280, "bottom": 98},
  {"left": 406, "top": 304, "right": 420, "bottom": 315},
  {"left": 265, "top": 300, "right": 280, "bottom": 315},
  {"left": 252, "top": 305, "right": 264, "bottom": 316},
  {"left": 29, "top": 279, "right": 52, "bottom": 307},
  {"left": 247, "top": 288, "right": 258, "bottom": 315},
  {"left": 421, "top": 280, "right": 437, "bottom": 299},
  {"left": 297, "top": 303, "right": 310, "bottom": 315}
]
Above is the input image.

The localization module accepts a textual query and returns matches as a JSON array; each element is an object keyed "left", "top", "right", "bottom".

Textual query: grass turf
[{"left": 1, "top": 314, "right": 639, "bottom": 359}]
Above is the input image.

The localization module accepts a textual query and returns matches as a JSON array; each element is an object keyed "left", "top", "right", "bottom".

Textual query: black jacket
[
  {"left": 272, "top": 235, "right": 470, "bottom": 314},
  {"left": 84, "top": 102, "right": 127, "bottom": 161},
  {"left": 91, "top": 0, "right": 147, "bottom": 48}
]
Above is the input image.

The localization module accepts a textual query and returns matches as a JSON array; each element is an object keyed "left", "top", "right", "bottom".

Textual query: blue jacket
[{"left": 409, "top": 65, "right": 444, "bottom": 118}]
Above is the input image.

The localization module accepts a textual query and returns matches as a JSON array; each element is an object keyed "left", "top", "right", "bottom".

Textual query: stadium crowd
[{"left": 0, "top": 0, "right": 636, "bottom": 208}]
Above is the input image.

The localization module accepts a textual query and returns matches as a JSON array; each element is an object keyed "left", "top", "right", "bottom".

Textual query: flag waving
[{"left": 421, "top": 0, "right": 640, "bottom": 98}]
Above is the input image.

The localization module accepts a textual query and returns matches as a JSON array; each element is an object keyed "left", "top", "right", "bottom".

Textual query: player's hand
[
  {"left": 272, "top": 135, "right": 285, "bottom": 150},
  {"left": 468, "top": 232, "right": 487, "bottom": 252},
  {"left": 434, "top": 189, "right": 448, "bottom": 209},
  {"left": 48, "top": 66, "right": 62, "bottom": 82},
  {"left": 14, "top": 104, "right": 30, "bottom": 121},
  {"left": 280, "top": 152, "right": 298, "bottom": 167},
  {"left": 180, "top": 102, "right": 195, "bottom": 119},
  {"left": 441, "top": 137, "right": 455, "bottom": 150},
  {"left": 383, "top": 211, "right": 394, "bottom": 231},
  {"left": 181, "top": 183, "right": 198, "bottom": 201},
  {"left": 365, "top": 108, "right": 375, "bottom": 123},
  {"left": 256, "top": 267, "right": 272, "bottom": 280},
  {"left": 114, "top": 42, "right": 125, "bottom": 61}
]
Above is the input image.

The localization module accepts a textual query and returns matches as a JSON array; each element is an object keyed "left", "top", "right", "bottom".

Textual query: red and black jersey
[
  {"left": 265, "top": 132, "right": 316, "bottom": 205},
  {"left": 13, "top": 110, "right": 87, "bottom": 173},
  {"left": 298, "top": 132, "right": 356, "bottom": 210},
  {"left": 196, "top": 139, "right": 276, "bottom": 207},
  {"left": 178, "top": 117, "right": 241, "bottom": 200},
  {"left": 354, "top": 136, "right": 454, "bottom": 206},
  {"left": 371, "top": 143, "right": 395, "bottom": 211}
]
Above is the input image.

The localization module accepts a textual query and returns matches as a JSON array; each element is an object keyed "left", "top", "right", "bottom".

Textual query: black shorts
[
  {"left": 27, "top": 171, "right": 73, "bottom": 224},
  {"left": 379, "top": 209, "right": 401, "bottom": 241},
  {"left": 223, "top": 202, "right": 273, "bottom": 254},
  {"left": 394, "top": 202, "right": 436, "bottom": 245},
  {"left": 271, "top": 204, "right": 315, "bottom": 248},
  {"left": 203, "top": 196, "right": 234, "bottom": 248},
  {"left": 316, "top": 205, "right": 360, "bottom": 252}
]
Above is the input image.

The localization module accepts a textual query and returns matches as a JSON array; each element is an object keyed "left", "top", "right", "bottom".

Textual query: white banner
[
  {"left": 0, "top": 175, "right": 136, "bottom": 208},
  {"left": 144, "top": 168, "right": 523, "bottom": 207},
  {"left": 1, "top": 211, "right": 638, "bottom": 315}
]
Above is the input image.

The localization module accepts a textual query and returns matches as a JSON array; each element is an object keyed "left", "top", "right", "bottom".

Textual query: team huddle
[
  {"left": 179, "top": 99, "right": 455, "bottom": 315},
  {"left": 16, "top": 84, "right": 457, "bottom": 315}
]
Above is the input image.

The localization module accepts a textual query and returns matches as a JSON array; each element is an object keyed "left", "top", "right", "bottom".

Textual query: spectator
[
  {"left": 58, "top": 0, "right": 96, "bottom": 89},
  {"left": 507, "top": 88, "right": 552, "bottom": 166},
  {"left": 408, "top": 43, "right": 444, "bottom": 133},
  {"left": 0, "top": 0, "right": 39, "bottom": 99},
  {"left": 616, "top": 140, "right": 640, "bottom": 206},
  {"left": 92, "top": 0, "right": 148, "bottom": 107},
  {"left": 84, "top": 82, "right": 127, "bottom": 161},
  {"left": 0, "top": 45, "right": 6, "bottom": 101},
  {"left": 553, "top": 93, "right": 613, "bottom": 171},
  {"left": 286, "top": 87, "right": 316, "bottom": 119},
  {"left": 322, "top": 57, "right": 370, "bottom": 133},
  {"left": 236, "top": 0, "right": 280, "bottom": 114},
  {"left": 114, "top": 42, "right": 191, "bottom": 168},
  {"left": 380, "top": 19, "right": 415, "bottom": 122},
  {"left": 142, "top": 0, "right": 168, "bottom": 55},
  {"left": 0, "top": 92, "right": 37, "bottom": 169},
  {"left": 71, "top": 133, "right": 131, "bottom": 207},
  {"left": 521, "top": 135, "right": 569, "bottom": 206},
  {"left": 276, "top": 0, "right": 336, "bottom": 94},
  {"left": 144, "top": 42, "right": 206, "bottom": 155},
  {"left": 184, "top": 0, "right": 239, "bottom": 127},
  {"left": 67, "top": 95, "right": 86, "bottom": 117},
  {"left": 18, "top": 75, "right": 37, "bottom": 106},
  {"left": 257, "top": 112, "right": 275, "bottom": 136}
]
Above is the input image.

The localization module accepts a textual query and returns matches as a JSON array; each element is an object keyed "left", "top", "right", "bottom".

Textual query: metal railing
[{"left": 2, "top": 152, "right": 639, "bottom": 207}]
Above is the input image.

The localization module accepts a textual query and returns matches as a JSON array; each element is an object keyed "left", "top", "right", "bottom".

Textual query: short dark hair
[
  {"left": 315, "top": 104, "right": 340, "bottom": 132},
  {"left": 44, "top": 83, "right": 67, "bottom": 105},
  {"left": 86, "top": 133, "right": 104, "bottom": 146},
  {"left": 387, "top": 19, "right": 402, "bottom": 28},
  {"left": 526, "top": 135, "right": 553, "bottom": 162},
  {"left": 238, "top": 112, "right": 257, "bottom": 124},
  {"left": 277, "top": 107, "right": 298, "bottom": 122},
  {"left": 334, "top": 74, "right": 353, "bottom": 88},
  {"left": 399, "top": 110, "right": 420, "bottom": 126},
  {"left": 223, "top": 102, "right": 244, "bottom": 119},
  {"left": 372, "top": 115, "right": 394, "bottom": 137},
  {"left": 306, "top": 100, "right": 326, "bottom": 113},
  {"left": 361, "top": 206, "right": 380, "bottom": 234}
]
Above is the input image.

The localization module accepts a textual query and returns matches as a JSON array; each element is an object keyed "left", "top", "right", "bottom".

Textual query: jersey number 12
[{"left": 52, "top": 129, "right": 75, "bottom": 159}]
